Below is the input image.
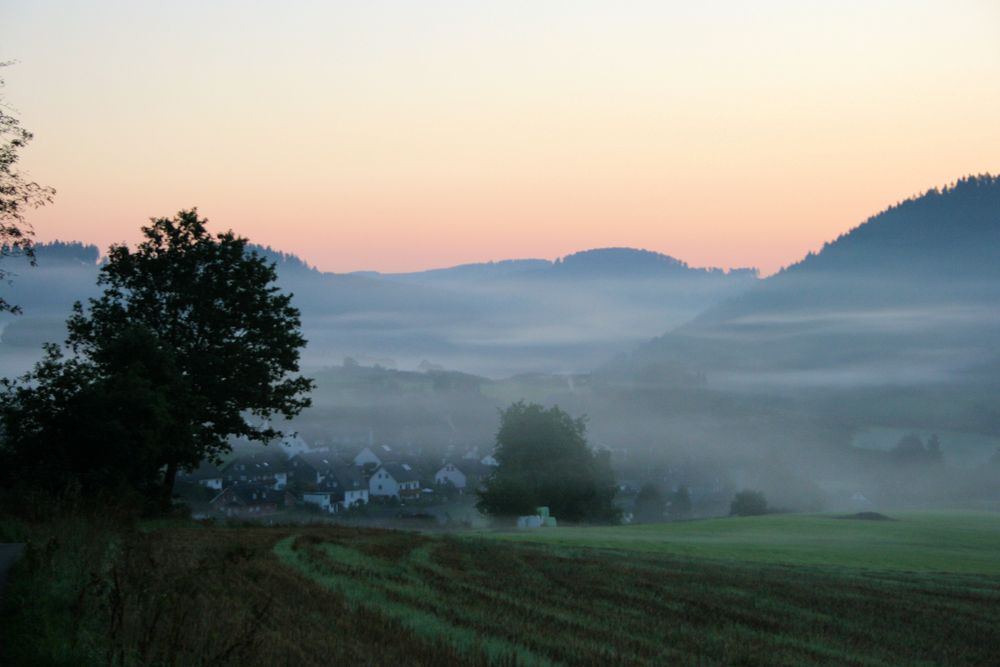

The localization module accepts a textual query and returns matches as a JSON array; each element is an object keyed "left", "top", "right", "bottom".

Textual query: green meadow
[{"left": 477, "top": 511, "right": 1000, "bottom": 574}]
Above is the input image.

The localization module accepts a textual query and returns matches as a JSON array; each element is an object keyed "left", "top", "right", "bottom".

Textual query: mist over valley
[{"left": 3, "top": 177, "right": 998, "bottom": 517}]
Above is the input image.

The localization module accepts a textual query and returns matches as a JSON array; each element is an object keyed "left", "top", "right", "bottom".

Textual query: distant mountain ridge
[
  {"left": 624, "top": 174, "right": 1000, "bottom": 389},
  {"left": 355, "top": 247, "right": 756, "bottom": 282},
  {"left": 0, "top": 242, "right": 759, "bottom": 377},
  {"left": 780, "top": 174, "right": 1000, "bottom": 280}
]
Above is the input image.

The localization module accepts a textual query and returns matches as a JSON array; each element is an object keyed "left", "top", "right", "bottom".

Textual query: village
[
  {"left": 176, "top": 439, "right": 501, "bottom": 523},
  {"left": 174, "top": 435, "right": 777, "bottom": 525}
]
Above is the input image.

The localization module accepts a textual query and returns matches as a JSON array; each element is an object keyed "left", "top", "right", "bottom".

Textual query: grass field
[
  {"left": 3, "top": 511, "right": 1000, "bottom": 665},
  {"left": 477, "top": 511, "right": 1000, "bottom": 574}
]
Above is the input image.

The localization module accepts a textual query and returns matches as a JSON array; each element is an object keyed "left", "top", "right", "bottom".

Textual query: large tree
[
  {"left": 1, "top": 210, "right": 313, "bottom": 505},
  {"left": 0, "top": 62, "right": 56, "bottom": 312},
  {"left": 476, "top": 402, "right": 619, "bottom": 523},
  {"left": 0, "top": 327, "right": 193, "bottom": 505}
]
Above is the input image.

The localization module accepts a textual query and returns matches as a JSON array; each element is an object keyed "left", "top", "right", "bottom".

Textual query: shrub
[{"left": 730, "top": 490, "right": 768, "bottom": 517}]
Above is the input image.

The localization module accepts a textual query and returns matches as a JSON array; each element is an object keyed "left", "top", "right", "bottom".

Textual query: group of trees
[
  {"left": 633, "top": 483, "right": 692, "bottom": 523},
  {"left": 476, "top": 402, "right": 620, "bottom": 523},
  {"left": 0, "top": 211, "right": 314, "bottom": 510},
  {"left": 729, "top": 490, "right": 768, "bottom": 517}
]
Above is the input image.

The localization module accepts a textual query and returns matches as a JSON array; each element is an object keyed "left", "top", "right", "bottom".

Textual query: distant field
[{"left": 477, "top": 511, "right": 1000, "bottom": 574}]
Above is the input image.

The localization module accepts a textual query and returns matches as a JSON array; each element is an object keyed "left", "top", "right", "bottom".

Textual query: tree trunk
[{"left": 162, "top": 460, "right": 179, "bottom": 510}]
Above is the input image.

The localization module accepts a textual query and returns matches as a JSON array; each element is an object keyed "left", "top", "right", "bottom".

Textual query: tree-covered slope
[{"left": 626, "top": 175, "right": 1000, "bottom": 389}]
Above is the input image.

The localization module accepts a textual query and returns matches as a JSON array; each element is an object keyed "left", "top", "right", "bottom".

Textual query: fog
[{"left": 3, "top": 215, "right": 1000, "bottom": 519}]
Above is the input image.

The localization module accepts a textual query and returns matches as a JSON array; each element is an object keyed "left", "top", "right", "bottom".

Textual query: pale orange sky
[{"left": 3, "top": 1, "right": 999, "bottom": 274}]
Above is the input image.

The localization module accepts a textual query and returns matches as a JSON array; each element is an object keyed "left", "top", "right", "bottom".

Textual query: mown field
[{"left": 3, "top": 512, "right": 1000, "bottom": 665}]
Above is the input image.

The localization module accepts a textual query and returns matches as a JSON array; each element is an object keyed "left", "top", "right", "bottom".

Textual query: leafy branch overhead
[{"left": 0, "top": 62, "right": 56, "bottom": 312}]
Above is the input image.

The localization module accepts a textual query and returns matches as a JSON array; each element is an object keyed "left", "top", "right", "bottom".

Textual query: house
[
  {"left": 288, "top": 451, "right": 344, "bottom": 486},
  {"left": 353, "top": 446, "right": 382, "bottom": 468},
  {"left": 302, "top": 489, "right": 338, "bottom": 513},
  {"left": 369, "top": 463, "right": 421, "bottom": 499},
  {"left": 210, "top": 483, "right": 290, "bottom": 518},
  {"left": 302, "top": 466, "right": 370, "bottom": 513},
  {"left": 480, "top": 454, "right": 499, "bottom": 467},
  {"left": 178, "top": 461, "right": 224, "bottom": 490},
  {"left": 434, "top": 463, "right": 467, "bottom": 489},
  {"left": 333, "top": 466, "right": 370, "bottom": 508},
  {"left": 220, "top": 450, "right": 290, "bottom": 489},
  {"left": 434, "top": 461, "right": 493, "bottom": 491}
]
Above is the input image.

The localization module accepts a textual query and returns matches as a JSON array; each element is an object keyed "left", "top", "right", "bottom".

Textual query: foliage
[
  {"left": 729, "top": 489, "right": 768, "bottom": 517},
  {"left": 0, "top": 210, "right": 313, "bottom": 507},
  {"left": 0, "top": 62, "right": 56, "bottom": 312},
  {"left": 0, "top": 327, "right": 191, "bottom": 507},
  {"left": 632, "top": 482, "right": 665, "bottom": 523},
  {"left": 476, "top": 402, "right": 619, "bottom": 523},
  {"left": 667, "top": 485, "right": 692, "bottom": 520}
]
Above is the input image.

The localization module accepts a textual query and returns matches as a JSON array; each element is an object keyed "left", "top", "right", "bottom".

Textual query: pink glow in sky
[{"left": 3, "top": 1, "right": 1000, "bottom": 274}]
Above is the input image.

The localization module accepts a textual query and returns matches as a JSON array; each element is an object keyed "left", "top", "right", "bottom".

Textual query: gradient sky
[{"left": 3, "top": 1, "right": 999, "bottom": 274}]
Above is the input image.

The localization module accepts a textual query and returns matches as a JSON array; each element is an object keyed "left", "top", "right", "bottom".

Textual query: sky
[{"left": 3, "top": 1, "right": 999, "bottom": 275}]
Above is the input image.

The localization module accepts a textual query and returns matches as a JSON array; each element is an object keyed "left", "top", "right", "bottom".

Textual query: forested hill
[
  {"left": 358, "top": 247, "right": 756, "bottom": 282},
  {"left": 622, "top": 175, "right": 1000, "bottom": 389},
  {"left": 783, "top": 174, "right": 1000, "bottom": 280}
]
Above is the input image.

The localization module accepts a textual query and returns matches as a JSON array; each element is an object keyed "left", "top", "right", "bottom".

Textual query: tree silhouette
[
  {"left": 477, "top": 402, "right": 619, "bottom": 523},
  {"left": 730, "top": 490, "right": 768, "bottom": 517},
  {"left": 0, "top": 210, "right": 313, "bottom": 507},
  {"left": 0, "top": 62, "right": 56, "bottom": 312}
]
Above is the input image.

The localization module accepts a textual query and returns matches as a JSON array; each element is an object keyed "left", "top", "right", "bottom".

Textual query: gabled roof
[
  {"left": 353, "top": 447, "right": 382, "bottom": 464},
  {"left": 449, "top": 460, "right": 495, "bottom": 478},
  {"left": 221, "top": 449, "right": 290, "bottom": 475},
  {"left": 310, "top": 465, "right": 368, "bottom": 499},
  {"left": 213, "top": 483, "right": 284, "bottom": 506},
  {"left": 380, "top": 462, "right": 420, "bottom": 483},
  {"left": 330, "top": 466, "right": 367, "bottom": 490},
  {"left": 292, "top": 451, "right": 348, "bottom": 473}
]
